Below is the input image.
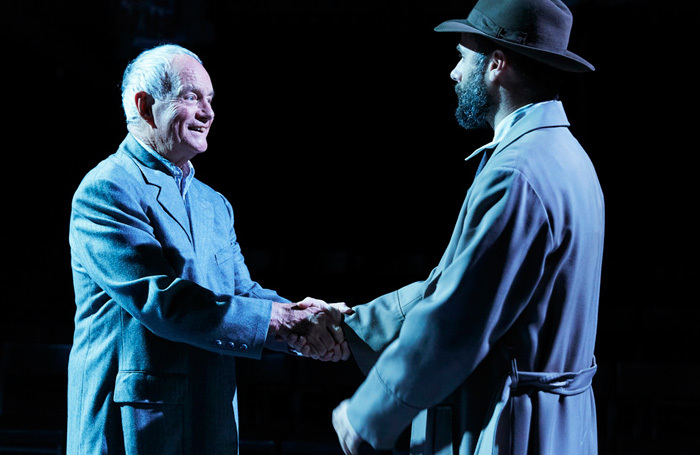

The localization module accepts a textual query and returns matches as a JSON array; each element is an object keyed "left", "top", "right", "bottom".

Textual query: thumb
[{"left": 331, "top": 302, "right": 355, "bottom": 315}]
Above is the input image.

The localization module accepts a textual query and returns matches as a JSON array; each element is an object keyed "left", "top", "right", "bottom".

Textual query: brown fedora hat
[{"left": 435, "top": 0, "right": 594, "bottom": 72}]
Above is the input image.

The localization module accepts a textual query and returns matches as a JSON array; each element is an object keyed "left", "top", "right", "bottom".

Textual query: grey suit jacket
[
  {"left": 344, "top": 101, "right": 604, "bottom": 454},
  {"left": 67, "top": 134, "right": 287, "bottom": 454}
]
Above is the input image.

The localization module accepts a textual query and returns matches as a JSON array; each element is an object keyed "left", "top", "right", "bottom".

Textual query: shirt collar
[
  {"left": 465, "top": 100, "right": 558, "bottom": 162},
  {"left": 131, "top": 133, "right": 195, "bottom": 197}
]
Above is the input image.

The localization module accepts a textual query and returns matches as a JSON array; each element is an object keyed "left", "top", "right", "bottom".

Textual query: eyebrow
[{"left": 180, "top": 84, "right": 215, "bottom": 98}]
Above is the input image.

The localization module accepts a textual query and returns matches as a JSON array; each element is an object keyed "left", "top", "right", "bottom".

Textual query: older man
[
  {"left": 331, "top": 0, "right": 604, "bottom": 454},
  {"left": 68, "top": 44, "right": 348, "bottom": 454}
]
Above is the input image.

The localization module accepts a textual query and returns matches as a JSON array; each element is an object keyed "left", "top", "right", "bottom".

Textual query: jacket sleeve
[
  {"left": 345, "top": 167, "right": 553, "bottom": 449},
  {"left": 69, "top": 170, "right": 278, "bottom": 359}
]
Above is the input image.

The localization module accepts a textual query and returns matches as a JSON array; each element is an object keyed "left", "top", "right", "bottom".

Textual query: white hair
[{"left": 121, "top": 44, "right": 202, "bottom": 124}]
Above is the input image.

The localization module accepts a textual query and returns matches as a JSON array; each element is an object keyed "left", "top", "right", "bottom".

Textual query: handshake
[{"left": 267, "top": 297, "right": 355, "bottom": 362}]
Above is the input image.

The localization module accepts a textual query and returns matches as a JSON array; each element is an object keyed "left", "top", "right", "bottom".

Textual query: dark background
[{"left": 1, "top": 0, "right": 697, "bottom": 454}]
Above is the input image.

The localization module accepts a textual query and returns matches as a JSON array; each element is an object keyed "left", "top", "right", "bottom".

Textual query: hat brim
[{"left": 435, "top": 20, "right": 595, "bottom": 73}]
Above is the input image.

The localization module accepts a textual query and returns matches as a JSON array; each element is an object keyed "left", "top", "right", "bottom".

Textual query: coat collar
[{"left": 465, "top": 100, "right": 570, "bottom": 163}]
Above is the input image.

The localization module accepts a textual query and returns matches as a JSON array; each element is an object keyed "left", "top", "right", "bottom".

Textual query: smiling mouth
[{"left": 189, "top": 126, "right": 207, "bottom": 133}]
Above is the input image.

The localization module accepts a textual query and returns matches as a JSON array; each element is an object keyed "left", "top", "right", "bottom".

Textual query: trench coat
[
  {"left": 343, "top": 101, "right": 604, "bottom": 454},
  {"left": 67, "top": 134, "right": 287, "bottom": 454}
]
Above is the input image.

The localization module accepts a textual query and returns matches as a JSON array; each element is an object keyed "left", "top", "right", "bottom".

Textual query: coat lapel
[
  {"left": 186, "top": 183, "right": 213, "bottom": 251},
  {"left": 121, "top": 135, "right": 193, "bottom": 244},
  {"left": 151, "top": 172, "right": 193, "bottom": 244}
]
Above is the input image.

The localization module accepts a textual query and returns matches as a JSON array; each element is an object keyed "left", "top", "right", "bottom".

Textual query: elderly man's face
[{"left": 151, "top": 55, "right": 215, "bottom": 166}]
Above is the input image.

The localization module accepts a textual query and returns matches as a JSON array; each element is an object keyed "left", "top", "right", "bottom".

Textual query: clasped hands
[{"left": 268, "top": 297, "right": 354, "bottom": 362}]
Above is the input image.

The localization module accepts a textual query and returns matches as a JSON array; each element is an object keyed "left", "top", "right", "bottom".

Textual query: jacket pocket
[
  {"left": 113, "top": 371, "right": 187, "bottom": 404},
  {"left": 114, "top": 372, "right": 187, "bottom": 455},
  {"left": 214, "top": 244, "right": 236, "bottom": 266}
]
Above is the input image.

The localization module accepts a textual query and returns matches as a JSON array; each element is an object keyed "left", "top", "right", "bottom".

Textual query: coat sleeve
[
  {"left": 343, "top": 236, "right": 447, "bottom": 374},
  {"left": 345, "top": 167, "right": 553, "bottom": 449},
  {"left": 343, "top": 276, "right": 438, "bottom": 374},
  {"left": 69, "top": 169, "right": 278, "bottom": 359}
]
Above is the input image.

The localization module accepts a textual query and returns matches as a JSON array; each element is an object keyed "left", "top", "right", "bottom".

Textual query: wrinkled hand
[
  {"left": 333, "top": 399, "right": 365, "bottom": 455},
  {"left": 268, "top": 297, "right": 354, "bottom": 361},
  {"left": 287, "top": 299, "right": 355, "bottom": 362}
]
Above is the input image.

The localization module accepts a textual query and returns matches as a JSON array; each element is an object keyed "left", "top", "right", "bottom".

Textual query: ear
[
  {"left": 134, "top": 91, "right": 156, "bottom": 128},
  {"left": 485, "top": 49, "right": 507, "bottom": 84}
]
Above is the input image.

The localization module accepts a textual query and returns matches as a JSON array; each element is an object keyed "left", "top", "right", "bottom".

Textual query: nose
[
  {"left": 197, "top": 100, "right": 214, "bottom": 123},
  {"left": 450, "top": 64, "right": 462, "bottom": 83}
]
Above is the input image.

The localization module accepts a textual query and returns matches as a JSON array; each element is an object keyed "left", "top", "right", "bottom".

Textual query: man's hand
[
  {"left": 333, "top": 399, "right": 365, "bottom": 455},
  {"left": 268, "top": 297, "right": 353, "bottom": 361},
  {"left": 286, "top": 299, "right": 354, "bottom": 362}
]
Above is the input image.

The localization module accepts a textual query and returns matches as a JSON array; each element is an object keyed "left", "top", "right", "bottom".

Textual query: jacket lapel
[
  {"left": 121, "top": 135, "right": 193, "bottom": 244},
  {"left": 186, "top": 183, "right": 213, "bottom": 251}
]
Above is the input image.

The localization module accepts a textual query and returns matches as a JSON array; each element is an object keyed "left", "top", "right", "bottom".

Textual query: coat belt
[
  {"left": 510, "top": 357, "right": 597, "bottom": 396},
  {"left": 413, "top": 358, "right": 598, "bottom": 455},
  {"left": 473, "top": 356, "right": 597, "bottom": 455}
]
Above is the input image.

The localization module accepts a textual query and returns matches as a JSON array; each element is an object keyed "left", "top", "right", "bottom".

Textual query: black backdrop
[{"left": 2, "top": 1, "right": 697, "bottom": 454}]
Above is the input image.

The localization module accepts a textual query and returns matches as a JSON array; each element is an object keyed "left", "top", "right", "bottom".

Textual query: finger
[
  {"left": 300, "top": 340, "right": 312, "bottom": 358},
  {"left": 286, "top": 333, "right": 301, "bottom": 356},
  {"left": 313, "top": 300, "right": 332, "bottom": 310},
  {"left": 310, "top": 339, "right": 329, "bottom": 358},
  {"left": 288, "top": 334, "right": 306, "bottom": 352},
  {"left": 320, "top": 349, "right": 335, "bottom": 362},
  {"left": 340, "top": 340, "right": 351, "bottom": 361},
  {"left": 294, "top": 301, "right": 311, "bottom": 310},
  {"left": 316, "top": 328, "right": 336, "bottom": 352},
  {"left": 300, "top": 296, "right": 327, "bottom": 307},
  {"left": 331, "top": 302, "right": 355, "bottom": 315},
  {"left": 304, "top": 319, "right": 336, "bottom": 352},
  {"left": 307, "top": 344, "right": 320, "bottom": 360},
  {"left": 323, "top": 344, "right": 342, "bottom": 362},
  {"left": 330, "top": 322, "right": 345, "bottom": 345},
  {"left": 332, "top": 406, "right": 350, "bottom": 455},
  {"left": 293, "top": 336, "right": 311, "bottom": 358},
  {"left": 340, "top": 434, "right": 351, "bottom": 455},
  {"left": 333, "top": 400, "right": 358, "bottom": 455},
  {"left": 303, "top": 336, "right": 325, "bottom": 359},
  {"left": 324, "top": 304, "right": 343, "bottom": 322}
]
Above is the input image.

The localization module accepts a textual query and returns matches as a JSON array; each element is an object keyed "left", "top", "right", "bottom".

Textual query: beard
[{"left": 454, "top": 55, "right": 493, "bottom": 130}]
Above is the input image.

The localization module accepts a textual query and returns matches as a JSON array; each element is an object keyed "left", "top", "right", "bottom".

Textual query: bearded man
[{"left": 330, "top": 0, "right": 604, "bottom": 454}]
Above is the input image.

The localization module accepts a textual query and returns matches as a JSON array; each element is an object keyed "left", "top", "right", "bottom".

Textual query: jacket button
[
  {"left": 214, "top": 340, "right": 223, "bottom": 347},
  {"left": 227, "top": 341, "right": 236, "bottom": 349},
  {"left": 239, "top": 344, "right": 248, "bottom": 351}
]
